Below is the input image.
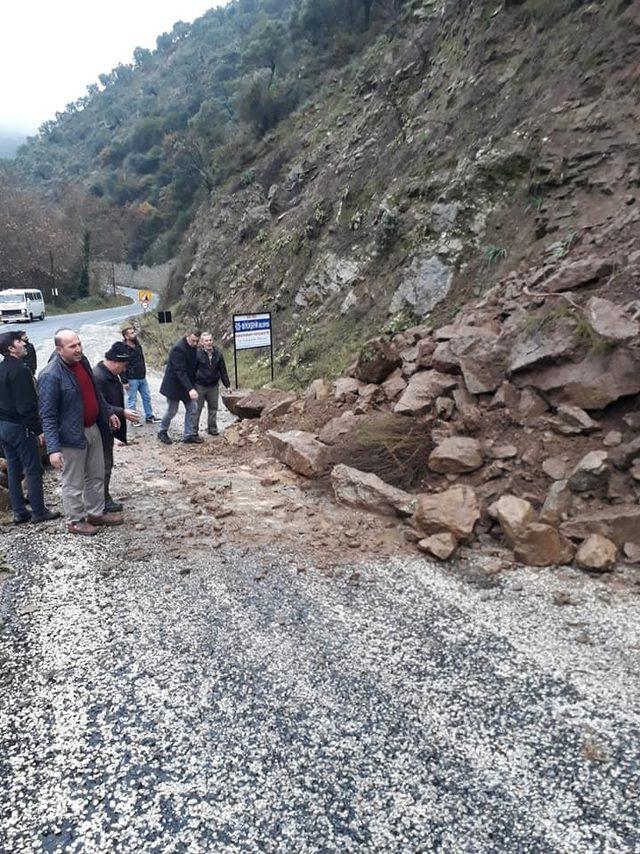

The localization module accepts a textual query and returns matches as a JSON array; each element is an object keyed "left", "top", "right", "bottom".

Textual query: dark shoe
[
  {"left": 146, "top": 415, "right": 162, "bottom": 423},
  {"left": 13, "top": 511, "right": 31, "bottom": 525},
  {"left": 157, "top": 431, "right": 173, "bottom": 445},
  {"left": 68, "top": 520, "right": 99, "bottom": 536},
  {"left": 183, "top": 435, "right": 204, "bottom": 444},
  {"left": 207, "top": 429, "right": 219, "bottom": 436},
  {"left": 104, "top": 499, "right": 124, "bottom": 513},
  {"left": 31, "top": 508, "right": 61, "bottom": 523},
  {"left": 86, "top": 513, "right": 124, "bottom": 527}
]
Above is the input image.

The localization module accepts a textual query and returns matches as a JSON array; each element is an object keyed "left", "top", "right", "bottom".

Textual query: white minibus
[{"left": 0, "top": 289, "right": 46, "bottom": 323}]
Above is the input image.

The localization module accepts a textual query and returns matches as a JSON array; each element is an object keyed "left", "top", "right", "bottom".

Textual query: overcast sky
[{"left": 1, "top": 1, "right": 223, "bottom": 133}]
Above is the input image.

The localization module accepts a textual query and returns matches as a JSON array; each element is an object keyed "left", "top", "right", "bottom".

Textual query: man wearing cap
[
  {"left": 121, "top": 325, "right": 160, "bottom": 425},
  {"left": 0, "top": 329, "right": 60, "bottom": 524},
  {"left": 94, "top": 343, "right": 140, "bottom": 513},
  {"left": 38, "top": 329, "right": 123, "bottom": 535}
]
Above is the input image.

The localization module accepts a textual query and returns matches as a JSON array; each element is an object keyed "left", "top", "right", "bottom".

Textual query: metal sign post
[{"left": 232, "top": 312, "right": 274, "bottom": 389}]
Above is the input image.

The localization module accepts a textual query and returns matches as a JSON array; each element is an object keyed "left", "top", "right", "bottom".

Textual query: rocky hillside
[{"left": 177, "top": 0, "right": 639, "bottom": 384}]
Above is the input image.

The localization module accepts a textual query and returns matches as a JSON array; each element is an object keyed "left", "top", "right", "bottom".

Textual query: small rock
[
  {"left": 539, "top": 480, "right": 573, "bottom": 525},
  {"left": 490, "top": 445, "right": 518, "bottom": 460},
  {"left": 428, "top": 437, "right": 484, "bottom": 474},
  {"left": 575, "top": 534, "right": 617, "bottom": 572},
  {"left": 603, "top": 431, "right": 622, "bottom": 447},
  {"left": 417, "top": 532, "right": 458, "bottom": 560},
  {"left": 568, "top": 450, "right": 609, "bottom": 493},
  {"left": 542, "top": 457, "right": 567, "bottom": 480},
  {"left": 623, "top": 542, "right": 640, "bottom": 563}
]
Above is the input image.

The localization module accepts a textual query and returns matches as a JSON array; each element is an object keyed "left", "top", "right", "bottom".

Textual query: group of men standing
[{"left": 0, "top": 324, "right": 229, "bottom": 535}]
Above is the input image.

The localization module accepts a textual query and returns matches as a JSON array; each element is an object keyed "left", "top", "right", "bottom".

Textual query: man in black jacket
[
  {"left": 0, "top": 330, "right": 59, "bottom": 524},
  {"left": 158, "top": 330, "right": 202, "bottom": 445},
  {"left": 94, "top": 343, "right": 140, "bottom": 513},
  {"left": 195, "top": 332, "right": 230, "bottom": 436},
  {"left": 121, "top": 325, "right": 160, "bottom": 425}
]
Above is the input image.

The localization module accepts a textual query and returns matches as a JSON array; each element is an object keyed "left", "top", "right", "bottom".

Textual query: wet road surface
[{"left": 1, "top": 530, "right": 639, "bottom": 853}]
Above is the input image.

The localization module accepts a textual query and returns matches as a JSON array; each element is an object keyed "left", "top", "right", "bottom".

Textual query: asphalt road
[
  {"left": 0, "top": 529, "right": 638, "bottom": 853},
  {"left": 14, "top": 288, "right": 156, "bottom": 350}
]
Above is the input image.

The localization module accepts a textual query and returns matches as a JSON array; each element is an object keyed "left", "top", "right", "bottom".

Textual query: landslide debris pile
[{"left": 221, "top": 239, "right": 640, "bottom": 571}]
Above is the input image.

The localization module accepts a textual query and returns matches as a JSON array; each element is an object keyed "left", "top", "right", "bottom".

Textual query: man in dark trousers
[
  {"left": 0, "top": 330, "right": 59, "bottom": 524},
  {"left": 94, "top": 343, "right": 140, "bottom": 513},
  {"left": 38, "top": 329, "right": 123, "bottom": 535},
  {"left": 21, "top": 332, "right": 37, "bottom": 375},
  {"left": 121, "top": 325, "right": 160, "bottom": 426},
  {"left": 195, "top": 331, "right": 230, "bottom": 436},
  {"left": 158, "top": 329, "right": 202, "bottom": 445}
]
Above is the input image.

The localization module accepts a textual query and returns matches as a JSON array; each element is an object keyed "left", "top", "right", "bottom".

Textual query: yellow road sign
[{"left": 138, "top": 289, "right": 152, "bottom": 305}]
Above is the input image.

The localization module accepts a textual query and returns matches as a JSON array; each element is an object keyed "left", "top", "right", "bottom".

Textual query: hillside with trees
[{"left": 13, "top": 0, "right": 402, "bottom": 266}]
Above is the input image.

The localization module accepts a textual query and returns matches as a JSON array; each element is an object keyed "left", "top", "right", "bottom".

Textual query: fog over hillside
[{"left": 0, "top": 128, "right": 28, "bottom": 159}]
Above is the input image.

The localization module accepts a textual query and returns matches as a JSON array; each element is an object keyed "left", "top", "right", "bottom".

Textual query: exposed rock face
[
  {"left": 418, "top": 532, "right": 458, "bottom": 560},
  {"left": 585, "top": 297, "right": 639, "bottom": 343},
  {"left": 413, "top": 486, "right": 480, "bottom": 541},
  {"left": 354, "top": 338, "right": 402, "bottom": 384},
  {"left": 267, "top": 430, "right": 329, "bottom": 477},
  {"left": 331, "top": 464, "right": 415, "bottom": 517},
  {"left": 542, "top": 257, "right": 614, "bottom": 293},
  {"left": 296, "top": 252, "right": 361, "bottom": 309},
  {"left": 561, "top": 506, "right": 640, "bottom": 547},
  {"left": 428, "top": 437, "right": 484, "bottom": 474},
  {"left": 394, "top": 370, "right": 458, "bottom": 415},
  {"left": 512, "top": 347, "right": 640, "bottom": 410},
  {"left": 567, "top": 451, "right": 609, "bottom": 493},
  {"left": 575, "top": 534, "right": 617, "bottom": 572},
  {"left": 389, "top": 255, "right": 452, "bottom": 316}
]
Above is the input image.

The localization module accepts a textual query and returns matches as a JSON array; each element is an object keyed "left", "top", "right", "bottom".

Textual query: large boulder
[
  {"left": 584, "top": 297, "right": 639, "bottom": 343},
  {"left": 511, "top": 524, "right": 575, "bottom": 566},
  {"left": 575, "top": 535, "right": 617, "bottom": 572},
  {"left": 428, "top": 437, "right": 484, "bottom": 474},
  {"left": 560, "top": 506, "right": 640, "bottom": 547},
  {"left": 267, "top": 430, "right": 329, "bottom": 478},
  {"left": 331, "top": 464, "right": 415, "bottom": 517},
  {"left": 543, "top": 256, "right": 614, "bottom": 293},
  {"left": 318, "top": 411, "right": 364, "bottom": 445},
  {"left": 394, "top": 370, "right": 458, "bottom": 415},
  {"left": 333, "top": 377, "right": 365, "bottom": 403},
  {"left": 220, "top": 388, "right": 253, "bottom": 417},
  {"left": 354, "top": 338, "right": 401, "bottom": 384},
  {"left": 413, "top": 485, "right": 480, "bottom": 541},
  {"left": 512, "top": 346, "right": 640, "bottom": 410},
  {"left": 448, "top": 328, "right": 507, "bottom": 394},
  {"left": 235, "top": 389, "right": 295, "bottom": 420},
  {"left": 506, "top": 313, "right": 578, "bottom": 373}
]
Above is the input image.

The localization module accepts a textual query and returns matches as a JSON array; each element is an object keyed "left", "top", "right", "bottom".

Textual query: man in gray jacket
[{"left": 38, "top": 329, "right": 123, "bottom": 535}]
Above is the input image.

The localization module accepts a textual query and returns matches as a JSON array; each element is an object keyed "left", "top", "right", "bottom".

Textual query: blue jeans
[
  {"left": 127, "top": 377, "right": 154, "bottom": 420},
  {"left": 0, "top": 421, "right": 46, "bottom": 517},
  {"left": 160, "top": 399, "right": 198, "bottom": 439}
]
